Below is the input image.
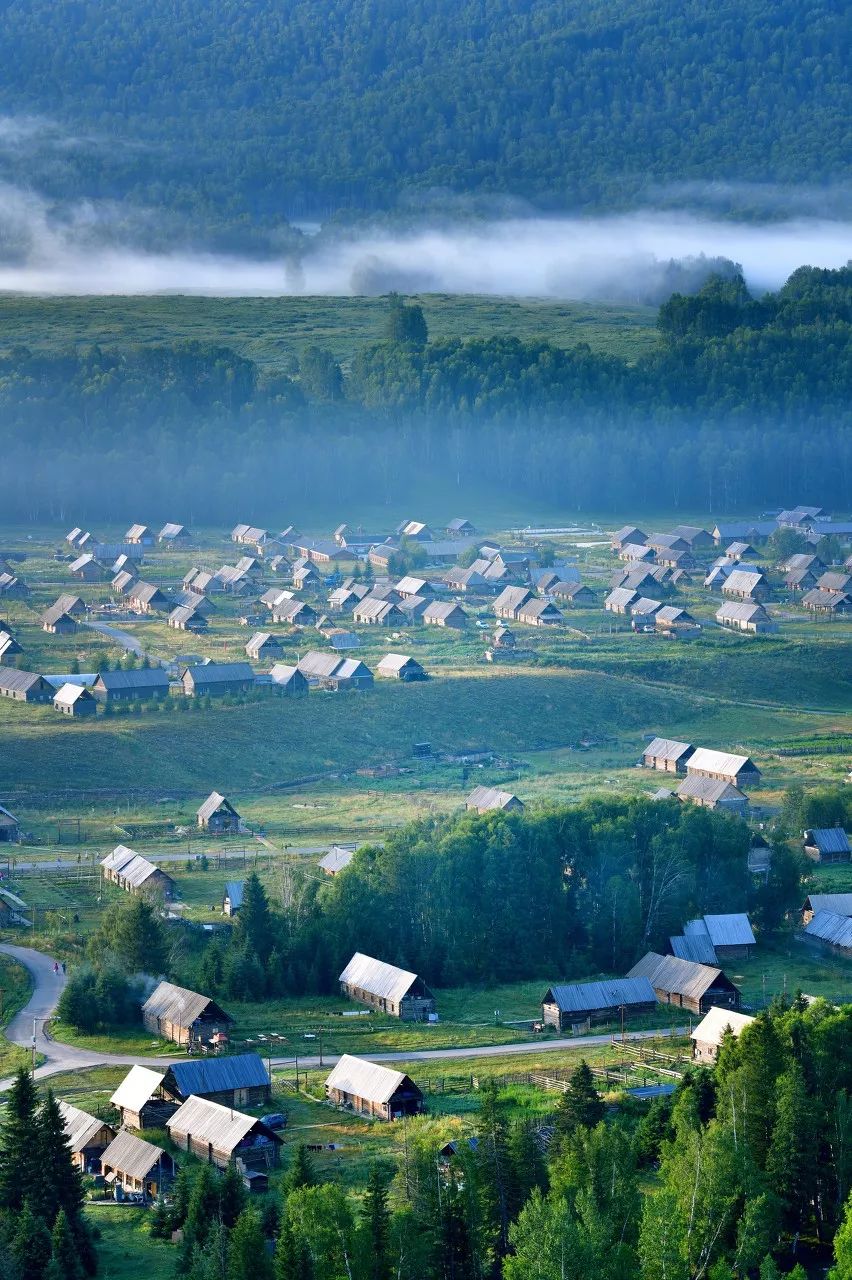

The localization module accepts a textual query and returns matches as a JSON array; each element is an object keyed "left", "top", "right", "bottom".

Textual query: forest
[
  {"left": 1, "top": 269, "right": 851, "bottom": 520},
  {"left": 0, "top": 0, "right": 847, "bottom": 233}
]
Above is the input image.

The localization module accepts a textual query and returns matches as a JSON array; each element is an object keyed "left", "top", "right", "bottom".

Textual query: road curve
[{"left": 0, "top": 943, "right": 686, "bottom": 1091}]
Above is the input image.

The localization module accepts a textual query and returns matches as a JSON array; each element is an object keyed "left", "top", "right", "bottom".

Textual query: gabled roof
[
  {"left": 143, "top": 980, "right": 231, "bottom": 1028},
  {"left": 110, "top": 1065, "right": 165, "bottom": 1112},
  {"left": 687, "top": 748, "right": 756, "bottom": 777},
  {"left": 0, "top": 670, "right": 48, "bottom": 695},
  {"left": 129, "top": 581, "right": 168, "bottom": 606},
  {"left": 423, "top": 600, "right": 466, "bottom": 622},
  {"left": 169, "top": 604, "right": 207, "bottom": 627},
  {"left": 627, "top": 952, "right": 729, "bottom": 1001},
  {"left": 605, "top": 588, "right": 639, "bottom": 609},
  {"left": 167, "top": 1096, "right": 279, "bottom": 1151},
  {"left": 101, "top": 1130, "right": 168, "bottom": 1179},
  {"left": 125, "top": 524, "right": 151, "bottom": 540},
  {"left": 197, "top": 792, "right": 239, "bottom": 822},
  {"left": 224, "top": 880, "right": 244, "bottom": 909},
  {"left": 54, "top": 682, "right": 93, "bottom": 707},
  {"left": 100, "top": 844, "right": 139, "bottom": 874},
  {"left": 723, "top": 569, "right": 766, "bottom": 594},
  {"left": 339, "top": 952, "right": 424, "bottom": 1003},
  {"left": 164, "top": 1052, "right": 269, "bottom": 1099},
  {"left": 804, "top": 910, "right": 852, "bottom": 949},
  {"left": 716, "top": 601, "right": 769, "bottom": 624},
  {"left": 690, "top": 1006, "right": 755, "bottom": 1048},
  {"left": 159, "top": 522, "right": 188, "bottom": 539},
  {"left": 69, "top": 553, "right": 97, "bottom": 573},
  {"left": 676, "top": 775, "right": 747, "bottom": 805},
  {"left": 542, "top": 977, "right": 657, "bottom": 1014},
  {"left": 802, "top": 893, "right": 852, "bottom": 917},
  {"left": 493, "top": 585, "right": 532, "bottom": 612},
  {"left": 686, "top": 914, "right": 755, "bottom": 948},
  {"left": 670, "top": 934, "right": 718, "bottom": 965},
  {"left": 611, "top": 526, "right": 647, "bottom": 545},
  {"left": 644, "top": 737, "right": 694, "bottom": 763},
  {"left": 298, "top": 651, "right": 346, "bottom": 679},
  {"left": 319, "top": 845, "right": 357, "bottom": 873},
  {"left": 269, "top": 663, "right": 305, "bottom": 686},
  {"left": 57, "top": 1100, "right": 112, "bottom": 1153},
  {"left": 376, "top": 653, "right": 422, "bottom": 675},
  {"left": 517, "top": 598, "right": 562, "bottom": 620},
  {"left": 325, "top": 1054, "right": 416, "bottom": 1105},
  {"left": 804, "top": 828, "right": 851, "bottom": 855},
  {"left": 183, "top": 662, "right": 255, "bottom": 685},
  {"left": 93, "top": 668, "right": 169, "bottom": 691}
]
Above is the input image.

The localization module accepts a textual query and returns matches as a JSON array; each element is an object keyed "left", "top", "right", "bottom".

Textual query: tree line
[{"left": 1, "top": 269, "right": 850, "bottom": 522}]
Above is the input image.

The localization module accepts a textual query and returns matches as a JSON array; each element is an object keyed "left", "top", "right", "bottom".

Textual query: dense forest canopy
[
  {"left": 0, "top": 0, "right": 848, "bottom": 234},
  {"left": 2, "top": 268, "right": 851, "bottom": 520}
]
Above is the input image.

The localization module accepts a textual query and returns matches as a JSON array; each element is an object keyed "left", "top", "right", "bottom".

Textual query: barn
[
  {"left": 339, "top": 952, "right": 436, "bottom": 1021},
  {"left": 160, "top": 1054, "right": 271, "bottom": 1109},
  {"left": 91, "top": 669, "right": 170, "bottom": 703},
  {"left": 142, "top": 981, "right": 233, "bottom": 1048},
  {"left": 541, "top": 978, "right": 657, "bottom": 1031},
  {"left": 675, "top": 914, "right": 756, "bottom": 962},
  {"left": 325, "top": 1055, "right": 424, "bottom": 1120},
  {"left": 803, "top": 827, "right": 851, "bottom": 864},
  {"left": 685, "top": 749, "right": 761, "bottom": 788},
  {"left": 57, "top": 1101, "right": 116, "bottom": 1173},
  {"left": 376, "top": 654, "right": 426, "bottom": 681},
  {"left": 627, "top": 953, "right": 741, "bottom": 1015},
  {"left": 167, "top": 1096, "right": 281, "bottom": 1170},
  {"left": 802, "top": 910, "right": 852, "bottom": 958},
  {"left": 0, "top": 670, "right": 53, "bottom": 703},
  {"left": 268, "top": 664, "right": 310, "bottom": 696},
  {"left": 676, "top": 775, "right": 749, "bottom": 817},
  {"left": 0, "top": 805, "right": 21, "bottom": 844},
  {"left": 100, "top": 1131, "right": 174, "bottom": 1200},
  {"left": 642, "top": 737, "right": 695, "bottom": 774},
  {"left": 182, "top": 662, "right": 256, "bottom": 696},
  {"left": 466, "top": 786, "right": 524, "bottom": 814},
  {"left": 53, "top": 684, "right": 97, "bottom": 717}
]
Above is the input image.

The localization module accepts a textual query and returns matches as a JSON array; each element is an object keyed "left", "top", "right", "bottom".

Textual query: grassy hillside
[
  {"left": 0, "top": 294, "right": 659, "bottom": 372},
  {"left": 0, "top": 0, "right": 846, "bottom": 224}
]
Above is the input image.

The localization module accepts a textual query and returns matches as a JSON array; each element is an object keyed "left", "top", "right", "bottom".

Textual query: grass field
[
  {"left": 0, "top": 294, "right": 660, "bottom": 373},
  {"left": 87, "top": 1207, "right": 173, "bottom": 1280},
  {"left": 0, "top": 954, "right": 33, "bottom": 1076}
]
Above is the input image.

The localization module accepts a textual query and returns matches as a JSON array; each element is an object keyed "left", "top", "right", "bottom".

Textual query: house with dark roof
[
  {"left": 57, "top": 1101, "right": 116, "bottom": 1173},
  {"left": 541, "top": 978, "right": 657, "bottom": 1030},
  {"left": 675, "top": 914, "right": 756, "bottom": 962},
  {"left": 493, "top": 585, "right": 533, "bottom": 620},
  {"left": 516, "top": 598, "right": 563, "bottom": 626},
  {"left": 168, "top": 602, "right": 209, "bottom": 632},
  {"left": 0, "top": 805, "right": 21, "bottom": 844},
  {"left": 125, "top": 524, "right": 155, "bottom": 546},
  {"left": 91, "top": 668, "right": 170, "bottom": 703},
  {"left": 223, "top": 881, "right": 244, "bottom": 915},
  {"left": 161, "top": 1053, "right": 270, "bottom": 1108},
  {"left": 197, "top": 792, "right": 242, "bottom": 833},
  {"left": 69, "top": 553, "right": 104, "bottom": 582},
  {"left": 128, "top": 582, "right": 171, "bottom": 614},
  {"left": 447, "top": 518, "right": 476, "bottom": 536},
  {"left": 610, "top": 526, "right": 647, "bottom": 551},
  {"left": 0, "top": 670, "right": 53, "bottom": 703},
  {"left": 627, "top": 952, "right": 740, "bottom": 1015},
  {"left": 803, "top": 827, "right": 850, "bottom": 864},
  {"left": 181, "top": 663, "right": 256, "bottom": 696}
]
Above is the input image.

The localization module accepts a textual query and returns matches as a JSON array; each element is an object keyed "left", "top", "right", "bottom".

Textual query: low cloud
[{"left": 0, "top": 184, "right": 849, "bottom": 300}]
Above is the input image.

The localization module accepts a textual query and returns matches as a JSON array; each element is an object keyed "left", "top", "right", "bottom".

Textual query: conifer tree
[
  {"left": 766, "top": 1063, "right": 817, "bottom": 1233},
  {"left": 0, "top": 1070, "right": 42, "bottom": 1212},
  {"left": 218, "top": 1164, "right": 248, "bottom": 1229},
  {"left": 286, "top": 1145, "right": 316, "bottom": 1194},
  {"left": 229, "top": 1208, "right": 272, "bottom": 1280},
  {"left": 36, "top": 1093, "right": 85, "bottom": 1227},
  {"left": 551, "top": 1061, "right": 604, "bottom": 1154},
  {"left": 273, "top": 1218, "right": 313, "bottom": 1280},
  {"left": 233, "top": 874, "right": 274, "bottom": 963},
  {"left": 46, "top": 1211, "right": 82, "bottom": 1280},
  {"left": 358, "top": 1163, "right": 392, "bottom": 1280},
  {"left": 11, "top": 1202, "right": 52, "bottom": 1280}
]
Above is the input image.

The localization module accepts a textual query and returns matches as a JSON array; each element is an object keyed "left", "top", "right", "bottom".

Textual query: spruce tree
[
  {"left": 47, "top": 1211, "right": 82, "bottom": 1280},
  {"left": 831, "top": 1191, "right": 852, "bottom": 1280},
  {"left": 36, "top": 1093, "right": 85, "bottom": 1227},
  {"left": 0, "top": 1070, "right": 42, "bottom": 1212},
  {"left": 273, "top": 1219, "right": 313, "bottom": 1280},
  {"left": 233, "top": 874, "right": 274, "bottom": 963},
  {"left": 286, "top": 1145, "right": 316, "bottom": 1194},
  {"left": 766, "top": 1063, "right": 817, "bottom": 1233},
  {"left": 359, "top": 1163, "right": 391, "bottom": 1280},
  {"left": 218, "top": 1164, "right": 248, "bottom": 1229},
  {"left": 551, "top": 1061, "right": 604, "bottom": 1154},
  {"left": 228, "top": 1208, "right": 272, "bottom": 1280},
  {"left": 11, "top": 1202, "right": 52, "bottom": 1280}
]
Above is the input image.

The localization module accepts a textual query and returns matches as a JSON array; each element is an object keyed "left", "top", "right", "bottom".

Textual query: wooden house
[
  {"left": 642, "top": 737, "right": 695, "bottom": 774},
  {"left": 110, "top": 1066, "right": 175, "bottom": 1129},
  {"left": 54, "top": 683, "right": 97, "bottom": 717},
  {"left": 100, "top": 1131, "right": 174, "bottom": 1200},
  {"left": 69, "top": 553, "right": 104, "bottom": 582},
  {"left": 395, "top": 576, "right": 434, "bottom": 600},
  {"left": 168, "top": 602, "right": 209, "bottom": 632},
  {"left": 197, "top": 792, "right": 242, "bottom": 833},
  {"left": 100, "top": 845, "right": 175, "bottom": 898},
  {"left": 397, "top": 520, "right": 433, "bottom": 541},
  {"left": 801, "top": 589, "right": 852, "bottom": 615},
  {"left": 0, "top": 630, "right": 22, "bottom": 661},
  {"left": 423, "top": 600, "right": 468, "bottom": 629},
  {"left": 610, "top": 526, "right": 647, "bottom": 551},
  {"left": 618, "top": 543, "right": 654, "bottom": 563},
  {"left": 803, "top": 827, "right": 851, "bottom": 864},
  {"left": 161, "top": 1054, "right": 271, "bottom": 1109},
  {"left": 801, "top": 893, "right": 852, "bottom": 926},
  {"left": 492, "top": 626, "right": 515, "bottom": 649},
  {"left": 339, "top": 952, "right": 436, "bottom": 1020},
  {"left": 367, "top": 544, "right": 399, "bottom": 571},
  {"left": 325, "top": 1055, "right": 424, "bottom": 1120},
  {"left": 655, "top": 605, "right": 700, "bottom": 636},
  {"left": 245, "top": 632, "right": 286, "bottom": 661},
  {"left": 0, "top": 574, "right": 28, "bottom": 598},
  {"left": 125, "top": 524, "right": 155, "bottom": 546},
  {"left": 675, "top": 775, "right": 749, "bottom": 817},
  {"left": 716, "top": 601, "right": 777, "bottom": 634},
  {"left": 551, "top": 582, "right": 596, "bottom": 606},
  {"left": 802, "top": 910, "right": 852, "bottom": 958},
  {"left": 541, "top": 977, "right": 657, "bottom": 1031},
  {"left": 128, "top": 582, "right": 171, "bottom": 614},
  {"left": 167, "top": 1096, "right": 281, "bottom": 1170},
  {"left": 268, "top": 663, "right": 310, "bottom": 696},
  {"left": 222, "top": 880, "right": 244, "bottom": 915},
  {"left": 158, "top": 523, "right": 191, "bottom": 545},
  {"left": 817, "top": 570, "right": 852, "bottom": 595},
  {"left": 516, "top": 598, "right": 563, "bottom": 626},
  {"left": 604, "top": 588, "right": 639, "bottom": 615},
  {"left": 627, "top": 952, "right": 740, "bottom": 1015},
  {"left": 57, "top": 1101, "right": 116, "bottom": 1173},
  {"left": 352, "top": 598, "right": 405, "bottom": 626},
  {"left": 648, "top": 533, "right": 689, "bottom": 556},
  {"left": 691, "top": 1007, "right": 755, "bottom": 1064},
  {"left": 143, "top": 981, "right": 233, "bottom": 1048},
  {"left": 447, "top": 518, "right": 476, "bottom": 537},
  {"left": 41, "top": 605, "right": 78, "bottom": 635},
  {"left": 671, "top": 525, "right": 713, "bottom": 549},
  {"left": 182, "top": 662, "right": 255, "bottom": 696},
  {"left": 271, "top": 598, "right": 318, "bottom": 627},
  {"left": 376, "top": 654, "right": 426, "bottom": 681},
  {"left": 493, "top": 586, "right": 532, "bottom": 620},
  {"left": 0, "top": 806, "right": 20, "bottom": 844},
  {"left": 0, "top": 670, "right": 53, "bottom": 703},
  {"left": 92, "top": 669, "right": 170, "bottom": 703},
  {"left": 466, "top": 786, "right": 524, "bottom": 814},
  {"left": 679, "top": 914, "right": 756, "bottom": 962},
  {"left": 784, "top": 567, "right": 818, "bottom": 592},
  {"left": 722, "top": 570, "right": 771, "bottom": 603},
  {"left": 112, "top": 569, "right": 138, "bottom": 595},
  {"left": 686, "top": 748, "right": 761, "bottom": 788},
  {"left": 318, "top": 845, "right": 357, "bottom": 875}
]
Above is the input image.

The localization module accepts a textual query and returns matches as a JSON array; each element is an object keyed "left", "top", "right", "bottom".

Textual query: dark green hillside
[{"left": 0, "top": 0, "right": 847, "bottom": 226}]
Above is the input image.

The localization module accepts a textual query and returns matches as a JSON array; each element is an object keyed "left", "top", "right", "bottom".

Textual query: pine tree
[
  {"left": 233, "top": 874, "right": 274, "bottom": 963},
  {"left": 551, "top": 1061, "right": 604, "bottom": 1153},
  {"left": 218, "top": 1164, "right": 248, "bottom": 1229},
  {"left": 182, "top": 1165, "right": 224, "bottom": 1263},
  {"left": 359, "top": 1163, "right": 391, "bottom": 1280},
  {"left": 11, "top": 1202, "right": 53, "bottom": 1280},
  {"left": 286, "top": 1145, "right": 316, "bottom": 1194},
  {"left": 36, "top": 1093, "right": 85, "bottom": 1227},
  {"left": 758, "top": 1257, "right": 781, "bottom": 1280},
  {"left": 766, "top": 1063, "right": 817, "bottom": 1233},
  {"left": 48, "top": 1212, "right": 81, "bottom": 1280},
  {"left": 229, "top": 1208, "right": 272, "bottom": 1280},
  {"left": 0, "top": 1070, "right": 42, "bottom": 1212},
  {"left": 475, "top": 1083, "right": 514, "bottom": 1255},
  {"left": 273, "top": 1219, "right": 313, "bottom": 1280}
]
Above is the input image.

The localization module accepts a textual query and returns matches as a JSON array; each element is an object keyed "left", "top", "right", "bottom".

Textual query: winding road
[{"left": 0, "top": 943, "right": 685, "bottom": 1093}]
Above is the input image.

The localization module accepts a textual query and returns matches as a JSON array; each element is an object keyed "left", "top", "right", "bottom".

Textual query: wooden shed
[
  {"left": 100, "top": 845, "right": 175, "bottom": 899},
  {"left": 339, "top": 952, "right": 436, "bottom": 1021},
  {"left": 161, "top": 1053, "right": 271, "bottom": 1109},
  {"left": 197, "top": 792, "right": 242, "bottom": 833},
  {"left": 715, "top": 601, "right": 777, "bottom": 634},
  {"left": 675, "top": 775, "right": 749, "bottom": 817},
  {"left": 268, "top": 663, "right": 310, "bottom": 696},
  {"left": 222, "top": 880, "right": 244, "bottom": 915},
  {"left": 627, "top": 952, "right": 740, "bottom": 1015},
  {"left": 466, "top": 786, "right": 524, "bottom": 814},
  {"left": 0, "top": 805, "right": 21, "bottom": 844},
  {"left": 376, "top": 654, "right": 426, "bottom": 681},
  {"left": 110, "top": 1066, "right": 175, "bottom": 1130},
  {"left": 423, "top": 600, "right": 468, "bottom": 629},
  {"left": 681, "top": 913, "right": 756, "bottom": 961},
  {"left": 325, "top": 1054, "right": 424, "bottom": 1120},
  {"left": 541, "top": 977, "right": 657, "bottom": 1031},
  {"left": 167, "top": 1096, "right": 281, "bottom": 1170},
  {"left": 142, "top": 981, "right": 233, "bottom": 1047},
  {"left": 57, "top": 1101, "right": 116, "bottom": 1173},
  {"left": 100, "top": 1131, "right": 174, "bottom": 1200},
  {"left": 54, "top": 683, "right": 97, "bottom": 717},
  {"left": 642, "top": 737, "right": 695, "bottom": 774}
]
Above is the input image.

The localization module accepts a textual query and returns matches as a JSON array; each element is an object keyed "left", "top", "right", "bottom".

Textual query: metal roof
[
  {"left": 518, "top": 599, "right": 562, "bottom": 620},
  {"left": 94, "top": 669, "right": 169, "bottom": 691},
  {"left": 716, "top": 601, "right": 769, "bottom": 623},
  {"left": 54, "top": 683, "right": 92, "bottom": 707},
  {"left": 57, "top": 1100, "right": 113, "bottom": 1153},
  {"left": 804, "top": 910, "right": 852, "bottom": 950},
  {"left": 100, "top": 844, "right": 139, "bottom": 874},
  {"left": 110, "top": 1065, "right": 165, "bottom": 1112},
  {"left": 167, "top": 1095, "right": 279, "bottom": 1152},
  {"left": 699, "top": 914, "right": 756, "bottom": 947},
  {"left": 125, "top": 524, "right": 150, "bottom": 540},
  {"left": 690, "top": 1007, "right": 755, "bottom": 1047},
  {"left": 339, "top": 952, "right": 423, "bottom": 1003},
  {"left": 723, "top": 570, "right": 766, "bottom": 594},
  {"left": 804, "top": 828, "right": 851, "bottom": 854},
  {"left": 129, "top": 581, "right": 167, "bottom": 605},
  {"left": 670, "top": 934, "right": 719, "bottom": 965},
  {"left": 627, "top": 952, "right": 726, "bottom": 1001},
  {"left": 164, "top": 1052, "right": 269, "bottom": 1099},
  {"left": 142, "top": 980, "right": 231, "bottom": 1028},
  {"left": 605, "top": 588, "right": 639, "bottom": 608},
  {"left": 377, "top": 654, "right": 421, "bottom": 674},
  {"left": 120, "top": 854, "right": 171, "bottom": 890},
  {"left": 467, "top": 786, "right": 523, "bottom": 812},
  {"left": 542, "top": 977, "right": 657, "bottom": 1014},
  {"left": 224, "top": 881, "right": 244, "bottom": 909},
  {"left": 325, "top": 1054, "right": 414, "bottom": 1105},
  {"left": 100, "top": 1129, "right": 168, "bottom": 1179},
  {"left": 269, "top": 663, "right": 305, "bottom": 686},
  {"left": 493, "top": 586, "right": 532, "bottom": 612},
  {"left": 644, "top": 738, "right": 694, "bottom": 763},
  {"left": 676, "top": 775, "right": 747, "bottom": 805},
  {"left": 687, "top": 748, "right": 755, "bottom": 778},
  {"left": 69, "top": 553, "right": 96, "bottom": 572},
  {"left": 159, "top": 523, "right": 187, "bottom": 539},
  {"left": 423, "top": 600, "right": 467, "bottom": 622},
  {"left": 0, "top": 669, "right": 46, "bottom": 695},
  {"left": 197, "top": 792, "right": 239, "bottom": 822},
  {"left": 183, "top": 662, "right": 255, "bottom": 685},
  {"left": 802, "top": 589, "right": 852, "bottom": 610},
  {"left": 298, "top": 651, "right": 345, "bottom": 679},
  {"left": 319, "top": 845, "right": 357, "bottom": 873},
  {"left": 803, "top": 893, "right": 852, "bottom": 917}
]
